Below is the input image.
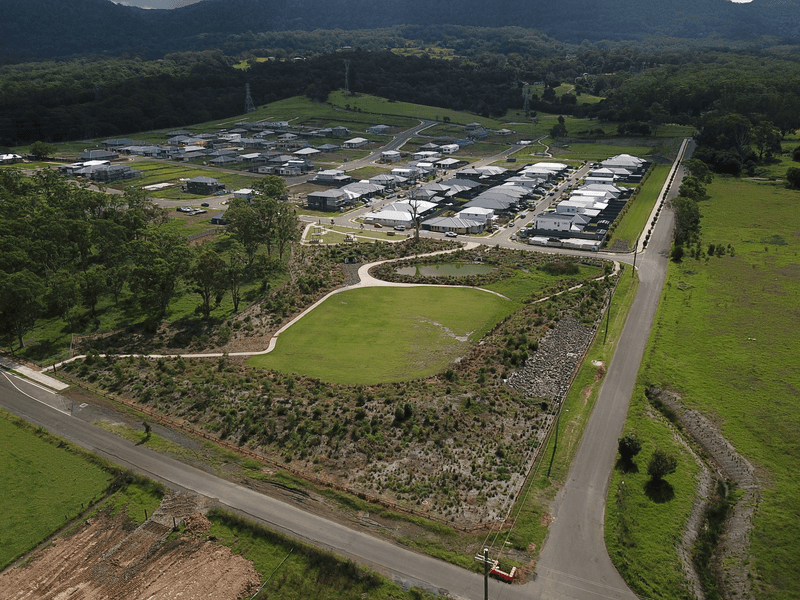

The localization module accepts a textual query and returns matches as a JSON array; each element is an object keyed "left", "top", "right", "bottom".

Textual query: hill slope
[{"left": 1, "top": 0, "right": 799, "bottom": 61}]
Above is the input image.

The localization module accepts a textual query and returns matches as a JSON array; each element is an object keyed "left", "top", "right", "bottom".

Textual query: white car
[{"left": 445, "top": 231, "right": 458, "bottom": 237}]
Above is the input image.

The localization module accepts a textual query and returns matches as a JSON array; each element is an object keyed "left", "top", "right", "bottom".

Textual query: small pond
[{"left": 395, "top": 263, "right": 497, "bottom": 277}]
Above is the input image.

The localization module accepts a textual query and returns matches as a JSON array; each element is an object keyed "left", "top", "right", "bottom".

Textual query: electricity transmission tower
[
  {"left": 245, "top": 83, "right": 255, "bottom": 113},
  {"left": 344, "top": 60, "right": 351, "bottom": 95}
]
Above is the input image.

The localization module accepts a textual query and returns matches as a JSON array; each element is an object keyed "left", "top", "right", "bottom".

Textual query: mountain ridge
[{"left": 0, "top": 0, "right": 798, "bottom": 62}]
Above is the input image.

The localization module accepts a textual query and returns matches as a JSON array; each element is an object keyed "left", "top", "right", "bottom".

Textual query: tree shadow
[
  {"left": 644, "top": 478, "right": 675, "bottom": 503},
  {"left": 615, "top": 457, "right": 639, "bottom": 474}
]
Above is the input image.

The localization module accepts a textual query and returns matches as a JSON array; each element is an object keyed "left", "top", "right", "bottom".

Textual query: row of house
[
  {"left": 523, "top": 155, "right": 645, "bottom": 249},
  {"left": 58, "top": 160, "right": 141, "bottom": 182}
]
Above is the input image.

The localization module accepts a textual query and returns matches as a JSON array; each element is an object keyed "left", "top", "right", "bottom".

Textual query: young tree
[
  {"left": 225, "top": 241, "right": 246, "bottom": 313},
  {"left": 647, "top": 449, "right": 678, "bottom": 481},
  {"left": 274, "top": 203, "right": 299, "bottom": 259},
  {"left": 618, "top": 432, "right": 642, "bottom": 464}
]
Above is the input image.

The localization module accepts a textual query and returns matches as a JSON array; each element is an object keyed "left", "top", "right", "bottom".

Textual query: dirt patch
[
  {"left": 0, "top": 492, "right": 260, "bottom": 600},
  {"left": 650, "top": 388, "right": 758, "bottom": 600}
]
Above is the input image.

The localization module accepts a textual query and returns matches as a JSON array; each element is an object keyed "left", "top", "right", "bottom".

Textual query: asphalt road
[{"left": 1, "top": 137, "right": 693, "bottom": 599}]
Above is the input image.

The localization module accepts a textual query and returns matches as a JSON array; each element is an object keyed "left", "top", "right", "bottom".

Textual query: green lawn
[
  {"left": 0, "top": 410, "right": 112, "bottom": 569},
  {"left": 248, "top": 286, "right": 517, "bottom": 384},
  {"left": 619, "top": 176, "right": 800, "bottom": 600}
]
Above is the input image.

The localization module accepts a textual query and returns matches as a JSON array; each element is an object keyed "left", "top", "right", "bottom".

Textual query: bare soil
[{"left": 0, "top": 492, "right": 261, "bottom": 600}]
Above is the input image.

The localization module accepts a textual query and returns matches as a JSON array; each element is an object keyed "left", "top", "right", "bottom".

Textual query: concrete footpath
[{"left": 0, "top": 355, "right": 70, "bottom": 391}]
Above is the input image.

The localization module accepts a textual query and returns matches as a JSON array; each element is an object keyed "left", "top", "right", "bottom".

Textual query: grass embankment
[
  {"left": 208, "top": 509, "right": 436, "bottom": 600},
  {"left": 248, "top": 286, "right": 517, "bottom": 384},
  {"left": 0, "top": 410, "right": 112, "bottom": 569},
  {"left": 608, "top": 176, "right": 800, "bottom": 600}
]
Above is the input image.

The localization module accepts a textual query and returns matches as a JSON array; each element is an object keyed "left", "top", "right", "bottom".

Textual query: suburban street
[{"left": 0, "top": 120, "right": 692, "bottom": 598}]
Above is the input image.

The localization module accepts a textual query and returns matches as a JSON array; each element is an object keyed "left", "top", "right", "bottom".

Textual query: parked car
[
  {"left": 445, "top": 231, "right": 458, "bottom": 237},
  {"left": 373, "top": 223, "right": 382, "bottom": 228},
  {"left": 394, "top": 225, "right": 406, "bottom": 231}
]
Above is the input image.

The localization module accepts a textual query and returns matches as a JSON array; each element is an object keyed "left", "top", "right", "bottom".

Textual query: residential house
[
  {"left": 342, "top": 137, "right": 369, "bottom": 149},
  {"left": 367, "top": 124, "right": 391, "bottom": 135},
  {"left": 439, "top": 144, "right": 459, "bottom": 154},
  {"left": 312, "top": 169, "right": 352, "bottom": 185},
  {"left": 422, "top": 216, "right": 484, "bottom": 234},
  {"left": 78, "top": 149, "right": 118, "bottom": 161},
  {"left": 186, "top": 176, "right": 224, "bottom": 195},
  {"left": 381, "top": 150, "right": 402, "bottom": 163},
  {"left": 307, "top": 189, "right": 349, "bottom": 212}
]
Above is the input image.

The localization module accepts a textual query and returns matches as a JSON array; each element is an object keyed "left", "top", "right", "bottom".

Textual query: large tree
[{"left": 0, "top": 269, "right": 46, "bottom": 351}]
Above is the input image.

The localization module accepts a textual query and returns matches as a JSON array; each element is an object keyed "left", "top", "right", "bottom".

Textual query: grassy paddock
[
  {"left": 622, "top": 176, "right": 800, "bottom": 600},
  {"left": 0, "top": 410, "right": 112, "bottom": 569},
  {"left": 248, "top": 286, "right": 517, "bottom": 384}
]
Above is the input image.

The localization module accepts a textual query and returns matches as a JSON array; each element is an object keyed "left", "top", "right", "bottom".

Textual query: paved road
[{"left": 1, "top": 141, "right": 693, "bottom": 599}]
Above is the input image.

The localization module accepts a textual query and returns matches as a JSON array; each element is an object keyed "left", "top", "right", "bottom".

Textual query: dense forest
[{"left": 2, "top": 0, "right": 800, "bottom": 61}]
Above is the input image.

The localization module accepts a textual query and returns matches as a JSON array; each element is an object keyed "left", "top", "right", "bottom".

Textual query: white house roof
[{"left": 344, "top": 137, "right": 369, "bottom": 145}]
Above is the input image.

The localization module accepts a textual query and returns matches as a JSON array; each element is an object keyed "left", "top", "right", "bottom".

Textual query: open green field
[
  {"left": 613, "top": 176, "right": 800, "bottom": 600},
  {"left": 248, "top": 286, "right": 517, "bottom": 384},
  {"left": 0, "top": 410, "right": 112, "bottom": 569}
]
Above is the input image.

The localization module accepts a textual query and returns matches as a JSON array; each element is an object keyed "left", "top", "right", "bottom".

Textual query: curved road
[{"left": 1, "top": 139, "right": 693, "bottom": 599}]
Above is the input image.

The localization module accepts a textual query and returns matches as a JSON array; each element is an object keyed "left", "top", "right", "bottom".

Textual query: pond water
[{"left": 395, "top": 263, "right": 496, "bottom": 277}]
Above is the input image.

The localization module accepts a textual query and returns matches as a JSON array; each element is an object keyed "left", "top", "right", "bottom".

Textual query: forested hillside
[{"left": 1, "top": 0, "right": 799, "bottom": 61}]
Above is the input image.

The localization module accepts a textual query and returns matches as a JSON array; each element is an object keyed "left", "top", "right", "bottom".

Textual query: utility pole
[{"left": 483, "top": 547, "right": 489, "bottom": 600}]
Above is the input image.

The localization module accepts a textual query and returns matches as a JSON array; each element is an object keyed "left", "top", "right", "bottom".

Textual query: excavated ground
[{"left": 0, "top": 492, "right": 261, "bottom": 600}]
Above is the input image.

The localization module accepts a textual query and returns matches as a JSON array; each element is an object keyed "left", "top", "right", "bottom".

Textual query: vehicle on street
[
  {"left": 394, "top": 225, "right": 405, "bottom": 231},
  {"left": 373, "top": 223, "right": 382, "bottom": 228},
  {"left": 201, "top": 202, "right": 209, "bottom": 207},
  {"left": 445, "top": 231, "right": 458, "bottom": 237}
]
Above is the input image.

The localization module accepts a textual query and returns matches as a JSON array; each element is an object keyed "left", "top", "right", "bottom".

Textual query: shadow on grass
[
  {"left": 615, "top": 456, "right": 640, "bottom": 474},
  {"left": 644, "top": 478, "right": 675, "bottom": 503}
]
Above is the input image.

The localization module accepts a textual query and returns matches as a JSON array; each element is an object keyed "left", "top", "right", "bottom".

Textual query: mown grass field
[
  {"left": 248, "top": 286, "right": 517, "bottom": 384},
  {"left": 0, "top": 410, "right": 112, "bottom": 570},
  {"left": 612, "top": 176, "right": 800, "bottom": 600}
]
